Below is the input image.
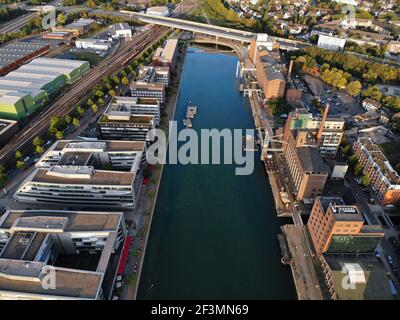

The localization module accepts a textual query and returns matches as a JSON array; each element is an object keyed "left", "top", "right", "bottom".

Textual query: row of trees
[
  {"left": 293, "top": 56, "right": 363, "bottom": 97},
  {"left": 0, "top": 14, "right": 44, "bottom": 45},
  {"left": 344, "top": 41, "right": 388, "bottom": 59},
  {"left": 301, "top": 46, "right": 400, "bottom": 84}
]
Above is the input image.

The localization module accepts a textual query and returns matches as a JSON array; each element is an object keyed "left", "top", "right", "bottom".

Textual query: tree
[
  {"left": 109, "top": 89, "right": 116, "bottom": 97},
  {"left": 346, "top": 81, "right": 362, "bottom": 97},
  {"left": 86, "top": 0, "right": 97, "bottom": 8},
  {"left": 57, "top": 13, "right": 66, "bottom": 25},
  {"left": 87, "top": 98, "right": 94, "bottom": 106},
  {"left": 361, "top": 174, "right": 371, "bottom": 187},
  {"left": 15, "top": 150, "right": 23, "bottom": 160},
  {"left": 97, "top": 97, "right": 105, "bottom": 105},
  {"left": 348, "top": 154, "right": 358, "bottom": 167},
  {"left": 36, "top": 145, "right": 45, "bottom": 154},
  {"left": 354, "top": 164, "right": 363, "bottom": 177},
  {"left": 112, "top": 76, "right": 120, "bottom": 85},
  {"left": 32, "top": 136, "right": 44, "bottom": 147},
  {"left": 91, "top": 104, "right": 98, "bottom": 113},
  {"left": 55, "top": 131, "right": 64, "bottom": 140},
  {"left": 342, "top": 145, "right": 351, "bottom": 155},
  {"left": 76, "top": 106, "right": 84, "bottom": 116},
  {"left": 72, "top": 118, "right": 80, "bottom": 128},
  {"left": 362, "top": 86, "right": 382, "bottom": 101},
  {"left": 121, "top": 76, "right": 129, "bottom": 86},
  {"left": 65, "top": 115, "right": 72, "bottom": 124},
  {"left": 16, "top": 160, "right": 26, "bottom": 170}
]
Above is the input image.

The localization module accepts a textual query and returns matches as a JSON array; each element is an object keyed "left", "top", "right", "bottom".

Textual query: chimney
[
  {"left": 287, "top": 59, "right": 294, "bottom": 82},
  {"left": 316, "top": 104, "right": 329, "bottom": 147}
]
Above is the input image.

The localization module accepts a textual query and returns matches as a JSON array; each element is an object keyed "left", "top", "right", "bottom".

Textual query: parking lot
[{"left": 301, "top": 74, "right": 364, "bottom": 118}]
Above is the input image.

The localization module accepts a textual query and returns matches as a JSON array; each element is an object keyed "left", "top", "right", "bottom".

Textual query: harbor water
[{"left": 137, "top": 47, "right": 296, "bottom": 299}]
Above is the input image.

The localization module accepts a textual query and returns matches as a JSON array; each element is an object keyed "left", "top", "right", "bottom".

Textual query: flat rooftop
[
  {"left": 318, "top": 196, "right": 365, "bottom": 221},
  {"left": 32, "top": 167, "right": 135, "bottom": 186},
  {"left": 114, "top": 96, "right": 159, "bottom": 106},
  {"left": 130, "top": 81, "right": 164, "bottom": 90},
  {"left": 53, "top": 140, "right": 146, "bottom": 152},
  {"left": 0, "top": 40, "right": 50, "bottom": 68},
  {"left": 323, "top": 255, "right": 395, "bottom": 300},
  {"left": 297, "top": 146, "right": 329, "bottom": 173},
  {"left": 99, "top": 114, "right": 154, "bottom": 124},
  {"left": 0, "top": 210, "right": 122, "bottom": 232},
  {"left": 0, "top": 259, "right": 102, "bottom": 299}
]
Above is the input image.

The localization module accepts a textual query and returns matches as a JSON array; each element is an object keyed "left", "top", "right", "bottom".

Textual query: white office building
[
  {"left": 317, "top": 35, "right": 346, "bottom": 51},
  {"left": 146, "top": 6, "right": 170, "bottom": 17},
  {"left": 0, "top": 210, "right": 127, "bottom": 300},
  {"left": 75, "top": 38, "right": 111, "bottom": 51},
  {"left": 14, "top": 140, "right": 147, "bottom": 209},
  {"left": 111, "top": 96, "right": 161, "bottom": 125},
  {"left": 110, "top": 23, "right": 132, "bottom": 38}
]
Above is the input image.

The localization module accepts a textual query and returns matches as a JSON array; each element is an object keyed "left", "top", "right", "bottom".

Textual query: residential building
[
  {"left": 14, "top": 140, "right": 147, "bottom": 209},
  {"left": 307, "top": 197, "right": 384, "bottom": 257},
  {"left": 130, "top": 81, "right": 165, "bottom": 104},
  {"left": 146, "top": 6, "right": 170, "bottom": 17},
  {"left": 317, "top": 34, "right": 346, "bottom": 51},
  {"left": 362, "top": 98, "right": 381, "bottom": 112},
  {"left": 0, "top": 58, "right": 89, "bottom": 121},
  {"left": 137, "top": 66, "right": 170, "bottom": 87},
  {"left": 353, "top": 138, "right": 400, "bottom": 205},
  {"left": 75, "top": 39, "right": 111, "bottom": 51},
  {"left": 110, "top": 23, "right": 132, "bottom": 38},
  {"left": 152, "top": 38, "right": 178, "bottom": 69},
  {"left": 110, "top": 96, "right": 160, "bottom": 125},
  {"left": 388, "top": 40, "right": 400, "bottom": 54},
  {"left": 0, "top": 209, "right": 127, "bottom": 300}
]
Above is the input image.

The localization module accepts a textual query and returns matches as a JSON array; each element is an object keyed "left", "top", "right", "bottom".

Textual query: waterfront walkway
[{"left": 120, "top": 38, "right": 186, "bottom": 300}]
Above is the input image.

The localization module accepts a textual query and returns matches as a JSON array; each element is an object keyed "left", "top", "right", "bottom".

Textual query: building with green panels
[{"left": 0, "top": 58, "right": 90, "bottom": 121}]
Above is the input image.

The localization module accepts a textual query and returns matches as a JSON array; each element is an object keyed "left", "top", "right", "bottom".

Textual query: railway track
[{"left": 0, "top": 25, "right": 168, "bottom": 161}]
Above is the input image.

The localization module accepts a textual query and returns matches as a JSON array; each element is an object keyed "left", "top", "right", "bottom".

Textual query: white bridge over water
[{"left": 121, "top": 11, "right": 310, "bottom": 51}]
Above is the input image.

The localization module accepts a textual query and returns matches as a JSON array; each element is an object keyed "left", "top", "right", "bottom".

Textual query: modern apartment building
[
  {"left": 14, "top": 140, "right": 147, "bottom": 209},
  {"left": 307, "top": 197, "right": 384, "bottom": 257},
  {"left": 283, "top": 128, "right": 330, "bottom": 200},
  {"left": 284, "top": 107, "right": 344, "bottom": 158},
  {"left": 130, "top": 82, "right": 165, "bottom": 104},
  {"left": 98, "top": 111, "right": 155, "bottom": 141},
  {"left": 0, "top": 210, "right": 127, "bottom": 300},
  {"left": 137, "top": 66, "right": 170, "bottom": 87},
  {"left": 108, "top": 96, "right": 160, "bottom": 125},
  {"left": 353, "top": 138, "right": 400, "bottom": 205}
]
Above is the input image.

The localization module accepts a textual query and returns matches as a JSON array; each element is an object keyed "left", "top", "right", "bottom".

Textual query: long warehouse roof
[{"left": 0, "top": 57, "right": 88, "bottom": 105}]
